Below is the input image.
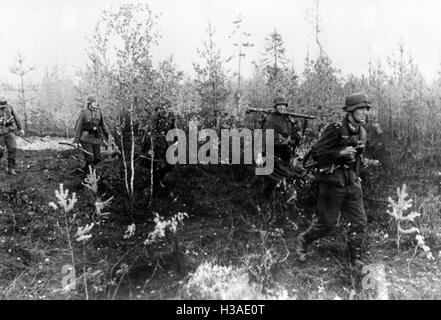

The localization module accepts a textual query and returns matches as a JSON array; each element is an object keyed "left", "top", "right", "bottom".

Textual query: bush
[{"left": 178, "top": 261, "right": 290, "bottom": 300}]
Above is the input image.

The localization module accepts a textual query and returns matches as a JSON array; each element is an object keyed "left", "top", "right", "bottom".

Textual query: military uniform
[
  {"left": 73, "top": 94, "right": 111, "bottom": 171},
  {"left": 296, "top": 93, "right": 371, "bottom": 266},
  {"left": 259, "top": 96, "right": 302, "bottom": 198},
  {"left": 141, "top": 102, "right": 176, "bottom": 188},
  {"left": 0, "top": 96, "right": 24, "bottom": 174}
]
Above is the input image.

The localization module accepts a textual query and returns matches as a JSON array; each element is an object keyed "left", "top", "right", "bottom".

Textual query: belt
[{"left": 318, "top": 163, "right": 353, "bottom": 174}]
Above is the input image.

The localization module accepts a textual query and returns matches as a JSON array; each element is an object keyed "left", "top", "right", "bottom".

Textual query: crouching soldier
[
  {"left": 73, "top": 94, "right": 113, "bottom": 172},
  {"left": 0, "top": 95, "right": 25, "bottom": 175},
  {"left": 296, "top": 93, "right": 371, "bottom": 269}
]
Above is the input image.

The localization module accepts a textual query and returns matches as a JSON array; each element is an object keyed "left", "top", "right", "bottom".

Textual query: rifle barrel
[
  {"left": 0, "top": 116, "right": 14, "bottom": 125},
  {"left": 59, "top": 142, "right": 93, "bottom": 156},
  {"left": 246, "top": 108, "right": 316, "bottom": 120}
]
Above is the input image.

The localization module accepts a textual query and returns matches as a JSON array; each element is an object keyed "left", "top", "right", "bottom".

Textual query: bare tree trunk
[
  {"left": 148, "top": 134, "right": 154, "bottom": 208},
  {"left": 130, "top": 102, "right": 135, "bottom": 214},
  {"left": 119, "top": 112, "right": 130, "bottom": 198}
]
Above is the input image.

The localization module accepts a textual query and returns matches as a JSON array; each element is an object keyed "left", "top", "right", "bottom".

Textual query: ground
[{"left": 0, "top": 137, "right": 440, "bottom": 300}]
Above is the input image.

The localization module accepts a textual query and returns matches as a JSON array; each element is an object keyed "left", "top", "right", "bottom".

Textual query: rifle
[
  {"left": 302, "top": 142, "right": 365, "bottom": 174},
  {"left": 59, "top": 142, "right": 93, "bottom": 156},
  {"left": 20, "top": 136, "right": 32, "bottom": 143},
  {"left": 0, "top": 116, "right": 14, "bottom": 126},
  {"left": 246, "top": 108, "right": 317, "bottom": 120}
]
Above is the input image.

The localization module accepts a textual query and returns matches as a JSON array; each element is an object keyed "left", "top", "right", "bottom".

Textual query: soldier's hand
[
  {"left": 147, "top": 149, "right": 155, "bottom": 156},
  {"left": 339, "top": 146, "right": 357, "bottom": 160},
  {"left": 18, "top": 129, "right": 25, "bottom": 136},
  {"left": 255, "top": 153, "right": 264, "bottom": 167}
]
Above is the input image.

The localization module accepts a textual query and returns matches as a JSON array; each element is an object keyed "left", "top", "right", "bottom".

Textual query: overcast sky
[{"left": 1, "top": 0, "right": 441, "bottom": 85}]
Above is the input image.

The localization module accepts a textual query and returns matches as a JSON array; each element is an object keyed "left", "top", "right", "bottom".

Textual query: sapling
[
  {"left": 75, "top": 223, "right": 95, "bottom": 299},
  {"left": 386, "top": 184, "right": 433, "bottom": 259},
  {"left": 49, "top": 184, "right": 77, "bottom": 290}
]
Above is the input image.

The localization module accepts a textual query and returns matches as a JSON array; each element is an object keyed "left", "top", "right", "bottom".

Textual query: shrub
[{"left": 179, "top": 261, "right": 290, "bottom": 300}]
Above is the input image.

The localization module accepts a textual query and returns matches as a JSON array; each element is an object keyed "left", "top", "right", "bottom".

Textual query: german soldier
[
  {"left": 73, "top": 94, "right": 113, "bottom": 172},
  {"left": 141, "top": 99, "right": 176, "bottom": 189},
  {"left": 0, "top": 95, "right": 25, "bottom": 175},
  {"left": 296, "top": 93, "right": 371, "bottom": 268},
  {"left": 256, "top": 95, "right": 302, "bottom": 199}
]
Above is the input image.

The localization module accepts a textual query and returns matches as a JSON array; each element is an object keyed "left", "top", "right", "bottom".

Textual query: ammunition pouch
[
  {"left": 83, "top": 121, "right": 99, "bottom": 133},
  {"left": 315, "top": 163, "right": 358, "bottom": 187},
  {"left": 0, "top": 117, "right": 15, "bottom": 134}
]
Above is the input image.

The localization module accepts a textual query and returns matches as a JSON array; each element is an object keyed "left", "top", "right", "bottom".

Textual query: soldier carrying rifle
[
  {"left": 73, "top": 94, "right": 114, "bottom": 172},
  {"left": 0, "top": 95, "right": 25, "bottom": 175},
  {"left": 253, "top": 95, "right": 315, "bottom": 199}
]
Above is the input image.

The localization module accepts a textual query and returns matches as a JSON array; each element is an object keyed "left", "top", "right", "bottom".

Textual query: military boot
[
  {"left": 295, "top": 233, "right": 309, "bottom": 262},
  {"left": 348, "top": 242, "right": 366, "bottom": 272}
]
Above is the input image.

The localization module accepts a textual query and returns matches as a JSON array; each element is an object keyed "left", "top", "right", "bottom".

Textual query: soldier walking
[
  {"left": 0, "top": 95, "right": 25, "bottom": 175},
  {"left": 73, "top": 94, "right": 113, "bottom": 172},
  {"left": 141, "top": 99, "right": 176, "bottom": 190},
  {"left": 255, "top": 95, "right": 302, "bottom": 199},
  {"left": 296, "top": 93, "right": 371, "bottom": 268}
]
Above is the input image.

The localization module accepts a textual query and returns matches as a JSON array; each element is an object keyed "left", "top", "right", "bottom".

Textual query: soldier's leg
[
  {"left": 82, "top": 143, "right": 94, "bottom": 172},
  {"left": 92, "top": 144, "right": 101, "bottom": 165},
  {"left": 303, "top": 182, "right": 346, "bottom": 242},
  {"left": 341, "top": 180, "right": 367, "bottom": 266},
  {"left": 263, "top": 148, "right": 289, "bottom": 199},
  {"left": 5, "top": 132, "right": 17, "bottom": 173},
  {"left": 0, "top": 134, "right": 5, "bottom": 162},
  {"left": 158, "top": 162, "right": 174, "bottom": 185},
  {"left": 297, "top": 182, "right": 346, "bottom": 261}
]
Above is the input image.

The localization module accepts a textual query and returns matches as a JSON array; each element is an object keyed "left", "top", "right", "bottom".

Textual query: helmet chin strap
[
  {"left": 346, "top": 112, "right": 362, "bottom": 134},
  {"left": 349, "top": 111, "right": 364, "bottom": 125}
]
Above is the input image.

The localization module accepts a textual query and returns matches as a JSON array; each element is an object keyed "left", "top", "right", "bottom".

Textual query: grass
[{"left": 0, "top": 146, "right": 440, "bottom": 300}]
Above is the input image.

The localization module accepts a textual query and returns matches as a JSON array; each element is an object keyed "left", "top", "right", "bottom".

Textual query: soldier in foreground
[
  {"left": 255, "top": 95, "right": 303, "bottom": 199},
  {"left": 296, "top": 93, "right": 371, "bottom": 269},
  {"left": 73, "top": 94, "right": 113, "bottom": 172},
  {"left": 0, "top": 95, "right": 25, "bottom": 175}
]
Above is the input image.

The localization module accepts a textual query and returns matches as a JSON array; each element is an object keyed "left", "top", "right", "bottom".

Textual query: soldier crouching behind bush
[{"left": 296, "top": 93, "right": 372, "bottom": 270}]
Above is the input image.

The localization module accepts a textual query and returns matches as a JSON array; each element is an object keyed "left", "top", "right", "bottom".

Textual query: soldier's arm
[
  {"left": 11, "top": 106, "right": 23, "bottom": 131},
  {"left": 310, "top": 123, "right": 342, "bottom": 164},
  {"left": 73, "top": 111, "right": 85, "bottom": 144},
  {"left": 290, "top": 119, "right": 303, "bottom": 146},
  {"left": 100, "top": 111, "right": 111, "bottom": 140},
  {"left": 255, "top": 114, "right": 276, "bottom": 154}
]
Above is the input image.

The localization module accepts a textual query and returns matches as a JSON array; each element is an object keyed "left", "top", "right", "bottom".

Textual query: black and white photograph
[{"left": 1, "top": 0, "right": 441, "bottom": 303}]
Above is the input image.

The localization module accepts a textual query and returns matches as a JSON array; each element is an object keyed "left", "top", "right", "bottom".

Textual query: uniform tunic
[
  {"left": 257, "top": 111, "right": 302, "bottom": 198},
  {"left": 303, "top": 116, "right": 368, "bottom": 257},
  {"left": 0, "top": 104, "right": 23, "bottom": 169},
  {"left": 73, "top": 106, "right": 111, "bottom": 168}
]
